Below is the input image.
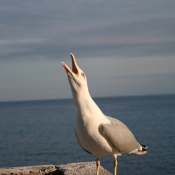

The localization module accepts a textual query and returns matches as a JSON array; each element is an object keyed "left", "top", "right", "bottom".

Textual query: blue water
[{"left": 0, "top": 94, "right": 175, "bottom": 175}]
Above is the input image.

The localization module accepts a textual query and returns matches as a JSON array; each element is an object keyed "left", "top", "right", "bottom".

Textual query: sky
[{"left": 0, "top": 0, "right": 175, "bottom": 102}]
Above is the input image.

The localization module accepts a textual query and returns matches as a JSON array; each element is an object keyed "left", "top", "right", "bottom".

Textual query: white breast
[{"left": 75, "top": 114, "right": 113, "bottom": 157}]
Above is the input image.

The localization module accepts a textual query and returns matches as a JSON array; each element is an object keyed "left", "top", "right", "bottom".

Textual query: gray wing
[
  {"left": 100, "top": 116, "right": 140, "bottom": 154},
  {"left": 74, "top": 130, "right": 92, "bottom": 154}
]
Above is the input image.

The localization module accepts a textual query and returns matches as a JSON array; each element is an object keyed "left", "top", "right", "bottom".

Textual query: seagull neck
[{"left": 72, "top": 88, "right": 103, "bottom": 116}]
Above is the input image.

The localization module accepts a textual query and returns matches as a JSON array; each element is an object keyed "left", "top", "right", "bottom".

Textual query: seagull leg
[
  {"left": 113, "top": 155, "right": 117, "bottom": 175},
  {"left": 96, "top": 158, "right": 100, "bottom": 175}
]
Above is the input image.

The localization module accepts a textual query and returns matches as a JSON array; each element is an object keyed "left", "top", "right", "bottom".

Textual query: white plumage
[{"left": 62, "top": 53, "right": 147, "bottom": 175}]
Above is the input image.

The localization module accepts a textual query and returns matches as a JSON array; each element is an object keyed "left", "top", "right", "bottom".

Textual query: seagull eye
[{"left": 81, "top": 72, "right": 86, "bottom": 78}]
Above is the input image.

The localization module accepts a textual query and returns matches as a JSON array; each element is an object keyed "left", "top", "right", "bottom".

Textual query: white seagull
[{"left": 61, "top": 53, "right": 147, "bottom": 175}]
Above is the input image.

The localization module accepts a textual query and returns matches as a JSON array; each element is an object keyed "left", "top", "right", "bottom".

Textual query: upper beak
[{"left": 62, "top": 53, "right": 79, "bottom": 76}]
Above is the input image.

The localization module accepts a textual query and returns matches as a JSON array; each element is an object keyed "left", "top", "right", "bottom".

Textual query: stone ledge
[
  {"left": 57, "top": 161, "right": 112, "bottom": 175},
  {"left": 0, "top": 162, "right": 112, "bottom": 175},
  {"left": 0, "top": 165, "right": 56, "bottom": 175}
]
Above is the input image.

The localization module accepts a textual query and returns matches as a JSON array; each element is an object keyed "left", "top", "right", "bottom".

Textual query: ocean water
[{"left": 0, "top": 94, "right": 175, "bottom": 175}]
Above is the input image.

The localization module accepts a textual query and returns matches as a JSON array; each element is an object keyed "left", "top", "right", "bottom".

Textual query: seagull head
[{"left": 62, "top": 53, "right": 88, "bottom": 93}]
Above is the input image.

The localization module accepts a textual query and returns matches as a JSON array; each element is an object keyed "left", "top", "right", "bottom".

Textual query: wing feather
[{"left": 100, "top": 116, "right": 140, "bottom": 154}]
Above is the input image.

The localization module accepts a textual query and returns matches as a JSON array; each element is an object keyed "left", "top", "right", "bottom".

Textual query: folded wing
[{"left": 101, "top": 116, "right": 141, "bottom": 154}]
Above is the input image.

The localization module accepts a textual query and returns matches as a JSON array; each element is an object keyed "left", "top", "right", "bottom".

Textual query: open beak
[{"left": 62, "top": 53, "right": 79, "bottom": 76}]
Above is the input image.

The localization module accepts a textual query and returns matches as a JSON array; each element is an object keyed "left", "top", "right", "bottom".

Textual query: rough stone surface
[
  {"left": 57, "top": 161, "right": 112, "bottom": 175},
  {"left": 0, "top": 162, "right": 112, "bottom": 175},
  {"left": 0, "top": 165, "right": 56, "bottom": 175}
]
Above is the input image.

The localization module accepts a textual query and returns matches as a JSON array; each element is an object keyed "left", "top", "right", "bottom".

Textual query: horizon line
[{"left": 0, "top": 93, "right": 175, "bottom": 104}]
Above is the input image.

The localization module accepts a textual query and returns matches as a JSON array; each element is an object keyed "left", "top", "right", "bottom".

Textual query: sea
[{"left": 0, "top": 94, "right": 175, "bottom": 175}]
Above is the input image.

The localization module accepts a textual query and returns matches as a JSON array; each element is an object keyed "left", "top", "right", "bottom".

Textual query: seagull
[{"left": 61, "top": 53, "right": 147, "bottom": 175}]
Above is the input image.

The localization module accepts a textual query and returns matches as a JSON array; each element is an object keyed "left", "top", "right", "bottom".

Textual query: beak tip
[
  {"left": 61, "top": 62, "right": 66, "bottom": 69},
  {"left": 70, "top": 53, "right": 75, "bottom": 58}
]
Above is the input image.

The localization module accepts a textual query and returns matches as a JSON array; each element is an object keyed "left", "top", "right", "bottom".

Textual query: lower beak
[{"left": 61, "top": 62, "right": 71, "bottom": 74}]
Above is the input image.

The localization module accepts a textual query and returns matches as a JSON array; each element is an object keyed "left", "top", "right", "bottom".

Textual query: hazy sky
[{"left": 0, "top": 0, "right": 175, "bottom": 102}]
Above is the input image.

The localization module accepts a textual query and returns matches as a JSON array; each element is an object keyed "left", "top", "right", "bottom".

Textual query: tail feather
[
  {"left": 140, "top": 144, "right": 148, "bottom": 152},
  {"left": 135, "top": 144, "right": 148, "bottom": 155}
]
